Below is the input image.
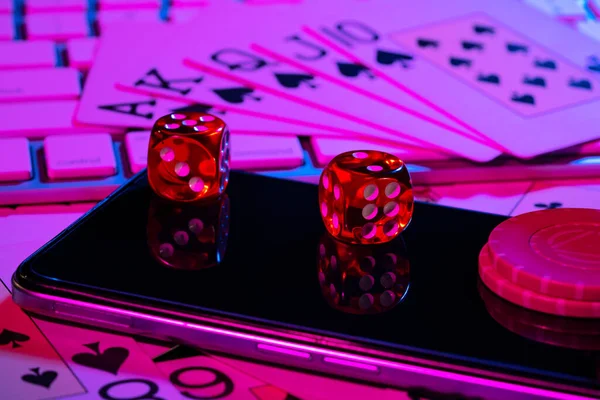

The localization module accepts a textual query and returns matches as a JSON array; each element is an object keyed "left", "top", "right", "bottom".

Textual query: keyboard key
[
  {"left": 124, "top": 131, "right": 149, "bottom": 174},
  {"left": 97, "top": 0, "right": 159, "bottom": 9},
  {"left": 0, "top": 0, "right": 13, "bottom": 13},
  {"left": 0, "top": 40, "right": 56, "bottom": 70},
  {"left": 26, "top": 12, "right": 89, "bottom": 41},
  {"left": 0, "top": 14, "right": 14, "bottom": 40},
  {"left": 44, "top": 133, "right": 117, "bottom": 179},
  {"left": 231, "top": 135, "right": 304, "bottom": 170},
  {"left": 26, "top": 0, "right": 87, "bottom": 13},
  {"left": 310, "top": 137, "right": 450, "bottom": 167},
  {"left": 577, "top": 20, "right": 600, "bottom": 41},
  {"left": 0, "top": 100, "right": 122, "bottom": 138},
  {"left": 0, "top": 138, "right": 33, "bottom": 182},
  {"left": 0, "top": 68, "right": 80, "bottom": 102},
  {"left": 66, "top": 37, "right": 98, "bottom": 70},
  {"left": 96, "top": 9, "right": 160, "bottom": 32}
]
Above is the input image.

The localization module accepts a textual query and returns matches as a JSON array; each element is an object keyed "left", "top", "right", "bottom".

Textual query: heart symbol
[
  {"left": 72, "top": 342, "right": 129, "bottom": 375},
  {"left": 21, "top": 368, "right": 58, "bottom": 389}
]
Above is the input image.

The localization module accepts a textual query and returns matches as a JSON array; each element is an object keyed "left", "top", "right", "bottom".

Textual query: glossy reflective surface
[{"left": 22, "top": 171, "right": 599, "bottom": 389}]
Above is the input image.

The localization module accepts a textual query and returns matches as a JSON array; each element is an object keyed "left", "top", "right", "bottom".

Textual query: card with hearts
[
  {"left": 301, "top": 0, "right": 600, "bottom": 158},
  {"left": 0, "top": 281, "right": 83, "bottom": 400}
]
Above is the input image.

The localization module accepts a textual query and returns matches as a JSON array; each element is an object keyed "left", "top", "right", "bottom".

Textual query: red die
[
  {"left": 319, "top": 150, "right": 414, "bottom": 244},
  {"left": 317, "top": 233, "right": 410, "bottom": 315},
  {"left": 147, "top": 195, "right": 230, "bottom": 270},
  {"left": 147, "top": 112, "right": 230, "bottom": 203}
]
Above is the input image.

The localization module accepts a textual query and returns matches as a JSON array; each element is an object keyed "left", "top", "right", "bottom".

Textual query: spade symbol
[
  {"left": 21, "top": 368, "right": 58, "bottom": 389},
  {"left": 506, "top": 43, "right": 528, "bottom": 54},
  {"left": 523, "top": 76, "right": 546, "bottom": 87},
  {"left": 0, "top": 329, "right": 30, "bottom": 349},
  {"left": 477, "top": 73, "right": 500, "bottom": 84},
  {"left": 417, "top": 38, "right": 439, "bottom": 49},
  {"left": 72, "top": 342, "right": 129, "bottom": 375},
  {"left": 336, "top": 62, "right": 375, "bottom": 79},
  {"left": 212, "top": 87, "right": 262, "bottom": 104},
  {"left": 274, "top": 73, "right": 317, "bottom": 89},
  {"left": 568, "top": 78, "right": 592, "bottom": 90},
  {"left": 375, "top": 50, "right": 413, "bottom": 68},
  {"left": 535, "top": 202, "right": 562, "bottom": 209},
  {"left": 473, "top": 24, "right": 495, "bottom": 35},
  {"left": 511, "top": 92, "right": 535, "bottom": 105},
  {"left": 171, "top": 103, "right": 226, "bottom": 116},
  {"left": 449, "top": 57, "right": 472, "bottom": 68},
  {"left": 588, "top": 55, "right": 600, "bottom": 73},
  {"left": 461, "top": 41, "right": 484, "bottom": 51},
  {"left": 534, "top": 59, "right": 557, "bottom": 70}
]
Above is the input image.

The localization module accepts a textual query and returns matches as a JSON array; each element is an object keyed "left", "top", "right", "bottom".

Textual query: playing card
[
  {"left": 139, "top": 343, "right": 302, "bottom": 399},
  {"left": 420, "top": 181, "right": 532, "bottom": 215},
  {"left": 93, "top": 21, "right": 397, "bottom": 143},
  {"left": 0, "top": 281, "right": 83, "bottom": 400},
  {"left": 211, "top": 354, "right": 410, "bottom": 400},
  {"left": 77, "top": 21, "right": 351, "bottom": 140},
  {"left": 302, "top": 0, "right": 600, "bottom": 158},
  {"left": 164, "top": 3, "right": 500, "bottom": 161},
  {"left": 511, "top": 180, "right": 600, "bottom": 215},
  {"left": 34, "top": 319, "right": 184, "bottom": 399}
]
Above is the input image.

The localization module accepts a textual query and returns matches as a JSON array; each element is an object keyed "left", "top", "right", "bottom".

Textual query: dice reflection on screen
[
  {"left": 319, "top": 150, "right": 414, "bottom": 244},
  {"left": 147, "top": 194, "right": 230, "bottom": 270},
  {"left": 147, "top": 112, "right": 230, "bottom": 203},
  {"left": 317, "top": 233, "right": 410, "bottom": 315}
]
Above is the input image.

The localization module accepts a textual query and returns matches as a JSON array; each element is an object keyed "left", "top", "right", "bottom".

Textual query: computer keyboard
[{"left": 0, "top": 0, "right": 599, "bottom": 207}]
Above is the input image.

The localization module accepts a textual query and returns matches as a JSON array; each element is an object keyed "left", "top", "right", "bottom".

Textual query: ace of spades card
[{"left": 301, "top": 0, "right": 600, "bottom": 159}]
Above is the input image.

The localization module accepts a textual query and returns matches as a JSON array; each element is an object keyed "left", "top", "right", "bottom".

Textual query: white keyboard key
[
  {"left": 0, "top": 138, "right": 33, "bottom": 182},
  {"left": 66, "top": 37, "right": 98, "bottom": 70},
  {"left": 231, "top": 134, "right": 304, "bottom": 170},
  {"left": 97, "top": 0, "right": 159, "bottom": 9},
  {"left": 96, "top": 9, "right": 160, "bottom": 32},
  {"left": 0, "top": 0, "right": 14, "bottom": 13},
  {"left": 0, "top": 100, "right": 122, "bottom": 138},
  {"left": 26, "top": 12, "right": 89, "bottom": 41},
  {"left": 577, "top": 20, "right": 600, "bottom": 41},
  {"left": 0, "top": 14, "right": 14, "bottom": 40},
  {"left": 44, "top": 133, "right": 117, "bottom": 179},
  {"left": 124, "top": 131, "right": 149, "bottom": 174},
  {"left": 0, "top": 68, "right": 80, "bottom": 102},
  {"left": 0, "top": 40, "right": 56, "bottom": 69},
  {"left": 26, "top": 0, "right": 87, "bottom": 13},
  {"left": 311, "top": 137, "right": 450, "bottom": 166}
]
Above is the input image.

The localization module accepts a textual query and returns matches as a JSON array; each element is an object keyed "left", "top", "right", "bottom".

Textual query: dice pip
[
  {"left": 319, "top": 150, "right": 414, "bottom": 244},
  {"left": 147, "top": 194, "right": 230, "bottom": 269},
  {"left": 148, "top": 112, "right": 230, "bottom": 202},
  {"left": 317, "top": 234, "right": 410, "bottom": 315}
]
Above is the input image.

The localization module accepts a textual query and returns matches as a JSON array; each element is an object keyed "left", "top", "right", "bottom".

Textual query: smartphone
[{"left": 12, "top": 171, "right": 600, "bottom": 400}]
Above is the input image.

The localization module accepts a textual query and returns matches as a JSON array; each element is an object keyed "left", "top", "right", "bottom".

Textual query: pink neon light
[
  {"left": 300, "top": 25, "right": 507, "bottom": 154},
  {"left": 323, "top": 356, "right": 379, "bottom": 372},
  {"left": 38, "top": 292, "right": 590, "bottom": 400},
  {"left": 257, "top": 343, "right": 312, "bottom": 359},
  {"left": 250, "top": 43, "right": 491, "bottom": 149}
]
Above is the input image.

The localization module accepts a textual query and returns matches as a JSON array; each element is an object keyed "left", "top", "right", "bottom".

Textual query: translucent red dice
[
  {"left": 318, "top": 233, "right": 410, "bottom": 315},
  {"left": 148, "top": 112, "right": 230, "bottom": 202},
  {"left": 147, "top": 195, "right": 230, "bottom": 270},
  {"left": 319, "top": 150, "right": 414, "bottom": 244}
]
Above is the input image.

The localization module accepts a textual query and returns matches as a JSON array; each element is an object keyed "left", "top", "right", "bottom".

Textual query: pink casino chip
[
  {"left": 487, "top": 208, "right": 600, "bottom": 301},
  {"left": 479, "top": 245, "right": 600, "bottom": 319}
]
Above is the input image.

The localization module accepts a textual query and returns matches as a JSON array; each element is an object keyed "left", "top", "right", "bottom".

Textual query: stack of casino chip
[{"left": 478, "top": 208, "right": 600, "bottom": 319}]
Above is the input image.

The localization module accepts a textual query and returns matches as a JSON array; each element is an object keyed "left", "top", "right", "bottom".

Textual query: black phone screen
[{"left": 19, "top": 171, "right": 600, "bottom": 391}]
